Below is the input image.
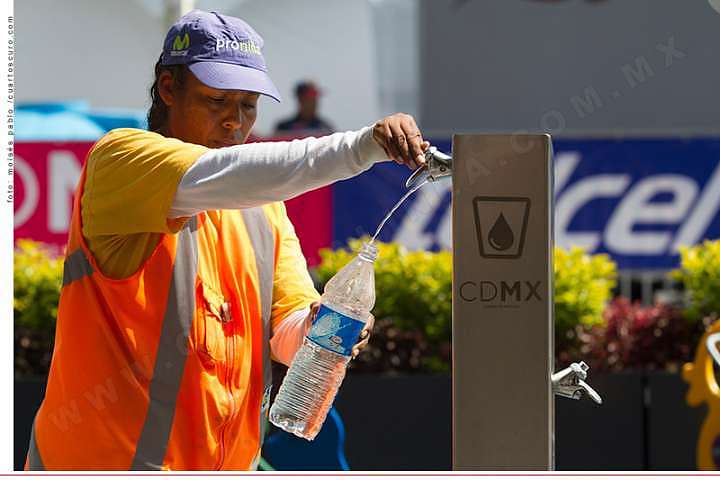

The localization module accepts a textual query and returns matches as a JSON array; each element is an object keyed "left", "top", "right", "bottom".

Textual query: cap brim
[{"left": 189, "top": 62, "right": 282, "bottom": 103}]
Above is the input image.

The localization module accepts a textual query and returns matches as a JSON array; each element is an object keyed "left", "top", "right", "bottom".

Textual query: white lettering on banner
[
  {"left": 436, "top": 202, "right": 453, "bottom": 251},
  {"left": 554, "top": 152, "right": 581, "bottom": 194},
  {"left": 14, "top": 155, "right": 39, "bottom": 228},
  {"left": 672, "top": 161, "right": 720, "bottom": 251},
  {"left": 48, "top": 151, "right": 82, "bottom": 233},
  {"left": 555, "top": 174, "right": 631, "bottom": 250},
  {"left": 391, "top": 151, "right": 720, "bottom": 259},
  {"left": 605, "top": 175, "right": 698, "bottom": 254}
]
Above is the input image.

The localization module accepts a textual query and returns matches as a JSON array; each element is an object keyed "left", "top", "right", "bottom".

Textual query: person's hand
[
  {"left": 303, "top": 301, "right": 375, "bottom": 360},
  {"left": 351, "top": 313, "right": 375, "bottom": 360},
  {"left": 372, "top": 113, "right": 430, "bottom": 170},
  {"left": 303, "top": 301, "right": 322, "bottom": 333}
]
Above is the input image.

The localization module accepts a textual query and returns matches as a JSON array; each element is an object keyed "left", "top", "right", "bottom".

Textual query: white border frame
[{"left": 1, "top": 0, "right": 15, "bottom": 471}]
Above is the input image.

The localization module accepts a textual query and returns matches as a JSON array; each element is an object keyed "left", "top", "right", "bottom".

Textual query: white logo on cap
[{"left": 215, "top": 39, "right": 261, "bottom": 55}]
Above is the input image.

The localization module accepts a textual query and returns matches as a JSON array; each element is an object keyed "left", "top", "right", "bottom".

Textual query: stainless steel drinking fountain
[{"left": 409, "top": 135, "right": 602, "bottom": 470}]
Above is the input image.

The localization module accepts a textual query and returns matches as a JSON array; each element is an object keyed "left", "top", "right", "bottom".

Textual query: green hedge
[
  {"left": 673, "top": 239, "right": 720, "bottom": 322},
  {"left": 15, "top": 238, "right": 719, "bottom": 375},
  {"left": 14, "top": 240, "right": 63, "bottom": 331},
  {"left": 554, "top": 246, "right": 617, "bottom": 362},
  {"left": 14, "top": 240, "right": 63, "bottom": 377}
]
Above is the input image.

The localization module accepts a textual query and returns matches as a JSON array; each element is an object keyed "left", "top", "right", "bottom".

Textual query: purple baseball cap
[{"left": 161, "top": 10, "right": 281, "bottom": 102}]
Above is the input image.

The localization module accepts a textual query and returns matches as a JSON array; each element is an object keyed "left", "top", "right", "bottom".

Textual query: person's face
[
  {"left": 159, "top": 69, "right": 259, "bottom": 147},
  {"left": 298, "top": 93, "right": 318, "bottom": 118}
]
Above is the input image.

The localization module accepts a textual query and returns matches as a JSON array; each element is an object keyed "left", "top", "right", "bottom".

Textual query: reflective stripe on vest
[
  {"left": 240, "top": 208, "right": 275, "bottom": 448},
  {"left": 131, "top": 216, "right": 199, "bottom": 470},
  {"left": 27, "top": 247, "right": 98, "bottom": 470},
  {"left": 62, "top": 248, "right": 94, "bottom": 286},
  {"left": 27, "top": 420, "right": 44, "bottom": 470}
]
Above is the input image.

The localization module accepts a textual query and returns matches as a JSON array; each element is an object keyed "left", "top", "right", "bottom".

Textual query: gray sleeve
[{"left": 168, "top": 126, "right": 387, "bottom": 218}]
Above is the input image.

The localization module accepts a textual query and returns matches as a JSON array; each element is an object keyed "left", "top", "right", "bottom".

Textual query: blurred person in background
[
  {"left": 25, "top": 9, "right": 429, "bottom": 471},
  {"left": 274, "top": 80, "right": 335, "bottom": 137}
]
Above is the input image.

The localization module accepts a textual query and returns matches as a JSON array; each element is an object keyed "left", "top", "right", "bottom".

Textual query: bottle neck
[{"left": 358, "top": 242, "right": 378, "bottom": 262}]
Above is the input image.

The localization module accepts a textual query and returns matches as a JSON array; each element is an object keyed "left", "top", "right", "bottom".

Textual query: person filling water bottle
[{"left": 269, "top": 241, "right": 378, "bottom": 440}]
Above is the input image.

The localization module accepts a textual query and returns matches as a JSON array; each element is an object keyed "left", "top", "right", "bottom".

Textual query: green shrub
[
  {"left": 14, "top": 240, "right": 63, "bottom": 331},
  {"left": 673, "top": 239, "right": 720, "bottom": 321},
  {"left": 554, "top": 246, "right": 616, "bottom": 365},
  {"left": 554, "top": 246, "right": 617, "bottom": 334},
  {"left": 14, "top": 240, "right": 63, "bottom": 377}
]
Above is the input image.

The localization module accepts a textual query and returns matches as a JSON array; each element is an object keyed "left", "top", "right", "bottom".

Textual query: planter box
[
  {"left": 334, "top": 374, "right": 451, "bottom": 470},
  {"left": 335, "top": 372, "right": 702, "bottom": 470},
  {"left": 14, "top": 377, "right": 45, "bottom": 470},
  {"left": 335, "top": 373, "right": 651, "bottom": 470},
  {"left": 14, "top": 371, "right": 703, "bottom": 471},
  {"left": 555, "top": 372, "right": 645, "bottom": 470},
  {"left": 647, "top": 371, "right": 705, "bottom": 470}
]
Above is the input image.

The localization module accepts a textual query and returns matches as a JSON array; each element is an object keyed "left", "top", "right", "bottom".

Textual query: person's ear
[{"left": 158, "top": 70, "right": 176, "bottom": 107}]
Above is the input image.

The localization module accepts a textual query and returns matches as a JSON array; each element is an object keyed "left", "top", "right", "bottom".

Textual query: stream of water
[{"left": 369, "top": 178, "right": 430, "bottom": 244}]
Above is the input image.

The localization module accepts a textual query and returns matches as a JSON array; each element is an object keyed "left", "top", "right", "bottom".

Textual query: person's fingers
[
  {"left": 373, "top": 122, "right": 393, "bottom": 159},
  {"left": 400, "top": 116, "right": 426, "bottom": 166},
  {"left": 379, "top": 121, "right": 403, "bottom": 163},
  {"left": 374, "top": 114, "right": 429, "bottom": 168},
  {"left": 365, "top": 313, "right": 375, "bottom": 331},
  {"left": 351, "top": 315, "right": 375, "bottom": 359},
  {"left": 389, "top": 122, "right": 411, "bottom": 164},
  {"left": 409, "top": 136, "right": 426, "bottom": 167},
  {"left": 351, "top": 337, "right": 370, "bottom": 359},
  {"left": 359, "top": 315, "right": 374, "bottom": 339},
  {"left": 373, "top": 118, "right": 399, "bottom": 163},
  {"left": 304, "top": 301, "right": 321, "bottom": 330}
]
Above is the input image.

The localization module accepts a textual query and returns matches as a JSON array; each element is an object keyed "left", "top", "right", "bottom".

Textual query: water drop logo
[
  {"left": 473, "top": 196, "right": 530, "bottom": 259},
  {"left": 488, "top": 213, "right": 514, "bottom": 251}
]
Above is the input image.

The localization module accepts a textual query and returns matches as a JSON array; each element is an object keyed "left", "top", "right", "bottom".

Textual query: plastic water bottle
[{"left": 269, "top": 242, "right": 377, "bottom": 440}]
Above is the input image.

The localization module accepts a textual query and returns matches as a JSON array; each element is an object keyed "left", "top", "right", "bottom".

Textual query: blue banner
[{"left": 333, "top": 137, "right": 720, "bottom": 270}]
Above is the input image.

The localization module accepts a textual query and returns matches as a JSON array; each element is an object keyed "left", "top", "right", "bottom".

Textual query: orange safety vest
[{"left": 26, "top": 162, "right": 278, "bottom": 470}]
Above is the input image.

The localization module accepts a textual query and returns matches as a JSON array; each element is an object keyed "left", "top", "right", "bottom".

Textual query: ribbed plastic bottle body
[{"left": 269, "top": 243, "right": 376, "bottom": 440}]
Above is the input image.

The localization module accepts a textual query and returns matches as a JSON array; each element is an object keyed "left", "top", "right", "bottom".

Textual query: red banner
[{"left": 13, "top": 141, "right": 331, "bottom": 265}]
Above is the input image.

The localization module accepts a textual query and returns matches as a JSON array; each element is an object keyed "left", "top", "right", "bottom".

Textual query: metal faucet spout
[
  {"left": 552, "top": 361, "right": 603, "bottom": 405},
  {"left": 405, "top": 146, "right": 453, "bottom": 189}
]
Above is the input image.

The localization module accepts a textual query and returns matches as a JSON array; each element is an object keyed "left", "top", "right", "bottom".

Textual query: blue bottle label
[{"left": 306, "top": 304, "right": 366, "bottom": 357}]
